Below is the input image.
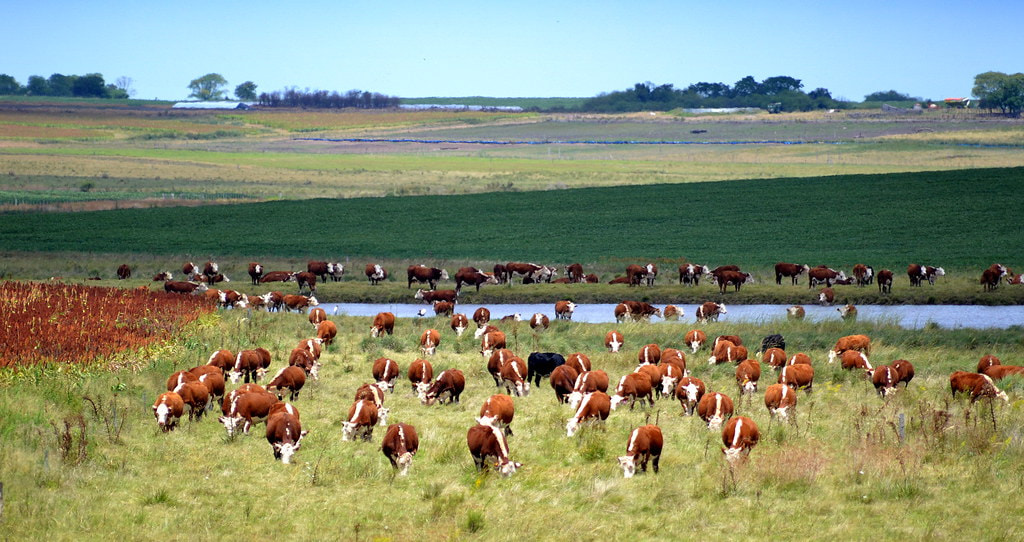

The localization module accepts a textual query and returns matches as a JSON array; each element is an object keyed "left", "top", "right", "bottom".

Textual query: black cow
[
  {"left": 759, "top": 334, "right": 786, "bottom": 353},
  {"left": 526, "top": 352, "right": 566, "bottom": 387}
]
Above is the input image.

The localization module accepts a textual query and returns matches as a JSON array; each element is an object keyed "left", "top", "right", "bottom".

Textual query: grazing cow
[
  {"left": 407, "top": 358, "right": 433, "bottom": 392},
  {"left": 697, "top": 392, "right": 734, "bottom": 430},
  {"left": 950, "top": 371, "right": 1009, "bottom": 402},
  {"left": 685, "top": 329, "right": 707, "bottom": 353},
  {"left": 662, "top": 305, "right": 682, "bottom": 321},
  {"left": 610, "top": 372, "right": 654, "bottom": 410},
  {"left": 450, "top": 313, "right": 470, "bottom": 336},
  {"left": 342, "top": 399, "right": 380, "bottom": 442},
  {"left": 566, "top": 263, "right": 585, "bottom": 283},
  {"left": 714, "top": 334, "right": 743, "bottom": 349},
  {"left": 163, "top": 281, "right": 209, "bottom": 295},
  {"left": 306, "top": 261, "right": 331, "bottom": 282},
  {"left": 419, "top": 329, "right": 441, "bottom": 356},
  {"left": 779, "top": 363, "right": 815, "bottom": 392},
  {"left": 853, "top": 264, "right": 874, "bottom": 287},
  {"left": 696, "top": 302, "right": 727, "bottom": 323},
  {"left": 116, "top": 264, "right": 131, "bottom": 280},
  {"left": 762, "top": 348, "right": 788, "bottom": 370},
  {"left": 679, "top": 263, "right": 710, "bottom": 286},
  {"left": 282, "top": 294, "right": 318, "bottom": 312},
  {"left": 365, "top": 264, "right": 388, "bottom": 285},
  {"left": 876, "top": 269, "right": 894, "bottom": 293},
  {"left": 295, "top": 271, "right": 317, "bottom": 294},
  {"left": 550, "top": 365, "right": 580, "bottom": 404},
  {"left": 828, "top": 334, "right": 871, "bottom": 364},
  {"left": 316, "top": 320, "right": 337, "bottom": 346},
  {"left": 467, "top": 423, "right": 522, "bottom": 476},
  {"left": 786, "top": 305, "right": 806, "bottom": 319},
  {"left": 288, "top": 348, "right": 316, "bottom": 379},
  {"left": 477, "top": 393, "right": 516, "bottom": 435},
  {"left": 709, "top": 265, "right": 740, "bottom": 282},
  {"left": 266, "top": 365, "right": 306, "bottom": 401},
  {"left": 613, "top": 303, "right": 630, "bottom": 322},
  {"left": 492, "top": 264, "right": 507, "bottom": 284},
  {"left": 788, "top": 352, "right": 812, "bottom": 366},
  {"left": 982, "top": 364, "right": 1024, "bottom": 380},
  {"left": 981, "top": 267, "right": 1002, "bottom": 292},
  {"left": 818, "top": 287, "right": 835, "bottom": 305},
  {"left": 487, "top": 349, "right": 516, "bottom": 387},
  {"left": 152, "top": 271, "right": 173, "bottom": 282},
  {"left": 530, "top": 313, "right": 550, "bottom": 332},
  {"left": 838, "top": 304, "right": 857, "bottom": 321},
  {"left": 419, "top": 369, "right": 466, "bottom": 405},
  {"left": 504, "top": 262, "right": 544, "bottom": 284},
  {"left": 527, "top": 352, "right": 565, "bottom": 387},
  {"left": 308, "top": 307, "right": 327, "bottom": 326},
  {"left": 480, "top": 330, "right": 507, "bottom": 358},
  {"left": 978, "top": 355, "right": 1002, "bottom": 373},
  {"left": 759, "top": 334, "right": 785, "bottom": 353},
  {"left": 415, "top": 289, "right": 458, "bottom": 304},
  {"left": 370, "top": 312, "right": 396, "bottom": 337},
  {"left": 454, "top": 267, "right": 498, "bottom": 292},
  {"left": 166, "top": 370, "right": 198, "bottom": 391},
  {"left": 637, "top": 343, "right": 662, "bottom": 366},
  {"left": 218, "top": 389, "right": 279, "bottom": 436},
  {"left": 566, "top": 391, "right": 611, "bottom": 437},
  {"left": 372, "top": 357, "right": 401, "bottom": 392},
  {"left": 708, "top": 340, "right": 747, "bottom": 365},
  {"left": 872, "top": 365, "right": 900, "bottom": 397},
  {"left": 555, "top": 300, "right": 576, "bottom": 320},
  {"left": 499, "top": 356, "right": 530, "bottom": 396},
  {"left": 266, "top": 409, "right": 306, "bottom": 464},
  {"left": 617, "top": 425, "right": 664, "bottom": 478},
  {"left": 659, "top": 362, "right": 686, "bottom": 398},
  {"left": 775, "top": 263, "right": 809, "bottom": 285},
  {"left": 354, "top": 383, "right": 386, "bottom": 411},
  {"left": 567, "top": 370, "right": 611, "bottom": 409},
  {"left": 152, "top": 392, "right": 185, "bottom": 432},
  {"left": 475, "top": 323, "right": 501, "bottom": 339},
  {"left": 715, "top": 270, "right": 754, "bottom": 293},
  {"left": 565, "top": 352, "right": 591, "bottom": 375},
  {"left": 808, "top": 266, "right": 846, "bottom": 288},
  {"left": 433, "top": 301, "right": 455, "bottom": 317},
  {"left": 206, "top": 349, "right": 235, "bottom": 375},
  {"left": 605, "top": 330, "right": 624, "bottom": 353},
  {"left": 381, "top": 423, "right": 419, "bottom": 476},
  {"left": 736, "top": 359, "right": 762, "bottom": 395},
  {"left": 182, "top": 261, "right": 200, "bottom": 278},
  {"left": 408, "top": 265, "right": 449, "bottom": 289},
  {"left": 260, "top": 291, "right": 285, "bottom": 312},
  {"left": 635, "top": 364, "right": 663, "bottom": 398},
  {"left": 260, "top": 271, "right": 295, "bottom": 284},
  {"left": 661, "top": 346, "right": 686, "bottom": 366},
  {"left": 229, "top": 349, "right": 264, "bottom": 384},
  {"left": 191, "top": 368, "right": 225, "bottom": 408},
  {"left": 892, "top": 359, "right": 915, "bottom": 387},
  {"left": 722, "top": 416, "right": 760, "bottom": 463},
  {"left": 908, "top": 263, "right": 945, "bottom": 286},
  {"left": 764, "top": 383, "right": 797, "bottom": 422},
  {"left": 676, "top": 376, "right": 706, "bottom": 416},
  {"left": 473, "top": 307, "right": 491, "bottom": 328},
  {"left": 220, "top": 384, "right": 267, "bottom": 416}
]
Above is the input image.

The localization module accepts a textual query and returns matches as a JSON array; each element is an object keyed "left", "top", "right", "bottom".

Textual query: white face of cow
[
  {"left": 618, "top": 455, "right": 637, "bottom": 478},
  {"left": 307, "top": 296, "right": 319, "bottom": 307},
  {"left": 498, "top": 460, "right": 522, "bottom": 477},
  {"left": 567, "top": 391, "right": 583, "bottom": 410},
  {"left": 378, "top": 407, "right": 390, "bottom": 426},
  {"left": 153, "top": 403, "right": 172, "bottom": 428},
  {"left": 708, "top": 415, "right": 725, "bottom": 431},
  {"left": 397, "top": 452, "right": 414, "bottom": 476},
  {"left": 227, "top": 369, "right": 243, "bottom": 384},
  {"left": 609, "top": 394, "right": 626, "bottom": 411},
  {"left": 341, "top": 421, "right": 357, "bottom": 441},
  {"left": 724, "top": 446, "right": 745, "bottom": 463},
  {"left": 566, "top": 417, "right": 580, "bottom": 437},
  {"left": 718, "top": 303, "right": 727, "bottom": 314},
  {"left": 743, "top": 380, "right": 758, "bottom": 394},
  {"left": 219, "top": 415, "right": 241, "bottom": 437},
  {"left": 661, "top": 377, "right": 678, "bottom": 397},
  {"left": 275, "top": 441, "right": 300, "bottom": 464}
]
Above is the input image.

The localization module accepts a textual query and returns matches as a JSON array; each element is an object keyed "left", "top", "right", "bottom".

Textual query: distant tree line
[
  {"left": 972, "top": 71, "right": 1024, "bottom": 116},
  {"left": 581, "top": 76, "right": 839, "bottom": 112},
  {"left": 0, "top": 72, "right": 131, "bottom": 98},
  {"left": 257, "top": 88, "right": 400, "bottom": 109}
]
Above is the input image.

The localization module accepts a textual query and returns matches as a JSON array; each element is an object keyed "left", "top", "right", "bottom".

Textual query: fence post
[{"left": 898, "top": 413, "right": 906, "bottom": 444}]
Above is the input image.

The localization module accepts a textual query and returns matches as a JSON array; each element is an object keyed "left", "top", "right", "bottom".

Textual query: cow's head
[
  {"left": 661, "top": 376, "right": 679, "bottom": 397},
  {"left": 497, "top": 459, "right": 522, "bottom": 477},
  {"left": 609, "top": 394, "right": 626, "bottom": 411},
  {"left": 341, "top": 421, "right": 357, "bottom": 441},
  {"left": 153, "top": 403, "right": 173, "bottom": 431},
  {"left": 708, "top": 415, "right": 726, "bottom": 431},
  {"left": 414, "top": 289, "right": 425, "bottom": 300},
  {"left": 565, "top": 417, "right": 581, "bottom": 437},
  {"left": 742, "top": 378, "right": 757, "bottom": 395},
  {"left": 218, "top": 415, "right": 242, "bottom": 437},
  {"left": 681, "top": 383, "right": 700, "bottom": 403},
  {"left": 717, "top": 303, "right": 728, "bottom": 314},
  {"left": 440, "top": 269, "right": 450, "bottom": 280},
  {"left": 396, "top": 452, "right": 414, "bottom": 476},
  {"left": 617, "top": 455, "right": 638, "bottom": 478},
  {"left": 310, "top": 362, "right": 321, "bottom": 381},
  {"left": 377, "top": 407, "right": 390, "bottom": 427},
  {"left": 723, "top": 446, "right": 746, "bottom": 463},
  {"left": 475, "top": 415, "right": 498, "bottom": 427},
  {"left": 307, "top": 296, "right": 319, "bottom": 307},
  {"left": 567, "top": 391, "right": 583, "bottom": 411},
  {"left": 227, "top": 369, "right": 243, "bottom": 384},
  {"left": 274, "top": 430, "right": 308, "bottom": 464}
]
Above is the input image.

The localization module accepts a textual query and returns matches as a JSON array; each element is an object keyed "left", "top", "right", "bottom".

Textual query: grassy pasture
[{"left": 2, "top": 307, "right": 1024, "bottom": 540}]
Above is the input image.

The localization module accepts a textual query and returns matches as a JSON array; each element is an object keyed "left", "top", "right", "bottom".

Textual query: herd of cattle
[{"left": 149, "top": 290, "right": 1019, "bottom": 477}]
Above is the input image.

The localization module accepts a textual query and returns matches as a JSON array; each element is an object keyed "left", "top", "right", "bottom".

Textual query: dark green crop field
[{"left": 2, "top": 168, "right": 1022, "bottom": 270}]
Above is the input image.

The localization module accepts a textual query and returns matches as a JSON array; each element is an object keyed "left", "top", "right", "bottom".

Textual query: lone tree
[
  {"left": 188, "top": 73, "right": 228, "bottom": 100},
  {"left": 973, "top": 71, "right": 1024, "bottom": 116},
  {"left": 234, "top": 81, "right": 257, "bottom": 101}
]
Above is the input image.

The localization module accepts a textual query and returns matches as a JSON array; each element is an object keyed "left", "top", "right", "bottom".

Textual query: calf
[
  {"left": 527, "top": 352, "right": 565, "bottom": 387},
  {"left": 722, "top": 416, "right": 760, "bottom": 463},
  {"left": 419, "top": 329, "right": 441, "bottom": 356},
  {"left": 637, "top": 343, "right": 661, "bottom": 366},
  {"left": 775, "top": 262, "right": 809, "bottom": 285},
  {"left": 764, "top": 383, "right": 797, "bottom": 422},
  {"left": 260, "top": 271, "right": 295, "bottom": 284},
  {"left": 467, "top": 423, "right": 522, "bottom": 476},
  {"left": 372, "top": 357, "right": 401, "bottom": 392},
  {"left": 365, "top": 264, "right": 388, "bottom": 285},
  {"left": 838, "top": 304, "right": 857, "bottom": 321},
  {"left": 676, "top": 376, "right": 706, "bottom": 416},
  {"left": 408, "top": 265, "right": 449, "bottom": 289},
  {"left": 779, "top": 363, "right": 815, "bottom": 392},
  {"left": 265, "top": 365, "right": 306, "bottom": 401},
  {"left": 605, "top": 330, "right": 624, "bottom": 353},
  {"left": 566, "top": 391, "right": 611, "bottom": 437},
  {"left": 500, "top": 356, "right": 530, "bottom": 397},
  {"left": 950, "top": 371, "right": 1009, "bottom": 402},
  {"left": 266, "top": 409, "right": 307, "bottom": 464},
  {"left": 152, "top": 392, "right": 185, "bottom": 432},
  {"left": 698, "top": 391, "right": 734, "bottom": 430},
  {"left": 550, "top": 365, "right": 580, "bottom": 404},
  {"left": 419, "top": 369, "right": 466, "bottom": 405},
  {"left": 477, "top": 393, "right": 515, "bottom": 435},
  {"left": 370, "top": 312, "right": 396, "bottom": 337},
  {"left": 872, "top": 365, "right": 900, "bottom": 397},
  {"left": 219, "top": 389, "right": 279, "bottom": 437},
  {"left": 407, "top": 358, "right": 434, "bottom": 392},
  {"left": 617, "top": 425, "right": 663, "bottom": 478},
  {"left": 610, "top": 372, "right": 654, "bottom": 410},
  {"left": 828, "top": 334, "right": 871, "bottom": 364},
  {"left": 736, "top": 359, "right": 761, "bottom": 395},
  {"left": 685, "top": 329, "right": 707, "bottom": 353},
  {"left": 381, "top": 423, "right": 419, "bottom": 476},
  {"left": 695, "top": 302, "right": 727, "bottom": 323},
  {"left": 565, "top": 352, "right": 591, "bottom": 375},
  {"left": 342, "top": 399, "right": 380, "bottom": 441}
]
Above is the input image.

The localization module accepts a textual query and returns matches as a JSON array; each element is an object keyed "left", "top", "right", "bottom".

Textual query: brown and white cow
[
  {"left": 407, "top": 358, "right": 433, "bottom": 392},
  {"left": 662, "top": 305, "right": 682, "bottom": 321},
  {"left": 381, "top": 423, "right": 419, "bottom": 475},
  {"left": 486, "top": 348, "right": 516, "bottom": 387},
  {"left": 308, "top": 307, "right": 327, "bottom": 326},
  {"left": 415, "top": 289, "right": 458, "bottom": 305},
  {"left": 715, "top": 270, "right": 754, "bottom": 293},
  {"left": 659, "top": 362, "right": 686, "bottom": 398},
  {"left": 685, "top": 329, "right": 707, "bottom": 353},
  {"left": 779, "top": 363, "right": 815, "bottom": 392},
  {"left": 306, "top": 261, "right": 331, "bottom": 282},
  {"left": 978, "top": 354, "right": 1002, "bottom": 373},
  {"left": 828, "top": 334, "right": 871, "bottom": 364},
  {"left": 637, "top": 343, "right": 662, "bottom": 366},
  {"left": 472, "top": 307, "right": 491, "bottom": 328},
  {"left": 450, "top": 313, "right": 470, "bottom": 336},
  {"left": 775, "top": 263, "right": 809, "bottom": 285},
  {"left": 566, "top": 391, "right": 611, "bottom": 437},
  {"left": 229, "top": 349, "right": 263, "bottom": 384},
  {"left": 875, "top": 269, "right": 893, "bottom": 293},
  {"left": 480, "top": 330, "right": 507, "bottom": 357},
  {"left": 786, "top": 305, "right": 806, "bottom": 319},
  {"left": 529, "top": 313, "right": 550, "bottom": 332},
  {"left": 419, "top": 329, "right": 441, "bottom": 356},
  {"left": 764, "top": 383, "right": 797, "bottom": 422},
  {"left": 260, "top": 271, "right": 295, "bottom": 284},
  {"left": 555, "top": 300, "right": 576, "bottom": 320},
  {"left": 365, "top": 264, "right": 388, "bottom": 285},
  {"left": 550, "top": 365, "right": 580, "bottom": 404},
  {"left": 164, "top": 280, "right": 209, "bottom": 295},
  {"left": 342, "top": 399, "right": 381, "bottom": 441},
  {"left": 617, "top": 425, "right": 663, "bottom": 478},
  {"left": 567, "top": 370, "right": 611, "bottom": 409},
  {"left": 695, "top": 302, "right": 727, "bottom": 323},
  {"left": 736, "top": 359, "right": 762, "bottom": 396},
  {"left": 604, "top": 330, "right": 624, "bottom": 353},
  {"left": 565, "top": 352, "right": 591, "bottom": 375},
  {"left": 190, "top": 368, "right": 225, "bottom": 409},
  {"left": 219, "top": 389, "right": 279, "bottom": 437},
  {"left": 432, "top": 301, "right": 454, "bottom": 317},
  {"left": 679, "top": 263, "right": 710, "bottom": 286},
  {"left": 152, "top": 271, "right": 173, "bottom": 282},
  {"left": 166, "top": 369, "right": 198, "bottom": 391},
  {"left": 282, "top": 294, "right": 318, "bottom": 312},
  {"left": 182, "top": 261, "right": 200, "bottom": 279},
  {"left": 675, "top": 376, "right": 706, "bottom": 416},
  {"left": 314, "top": 320, "right": 337, "bottom": 346},
  {"left": 292, "top": 271, "right": 316, "bottom": 295},
  {"left": 762, "top": 348, "right": 788, "bottom": 370},
  {"left": 266, "top": 408, "right": 306, "bottom": 464},
  {"left": 500, "top": 356, "right": 530, "bottom": 397},
  {"left": 818, "top": 287, "right": 835, "bottom": 305},
  {"left": 787, "top": 352, "right": 812, "bottom": 366},
  {"left": 370, "top": 312, "right": 396, "bottom": 337},
  {"left": 408, "top": 265, "right": 449, "bottom": 289},
  {"left": 205, "top": 348, "right": 235, "bottom": 376},
  {"left": 907, "top": 263, "right": 945, "bottom": 286},
  {"left": 840, "top": 350, "right": 874, "bottom": 376},
  {"left": 808, "top": 266, "right": 846, "bottom": 288},
  {"left": 566, "top": 263, "right": 585, "bottom": 283},
  {"left": 981, "top": 267, "right": 1003, "bottom": 292},
  {"left": 468, "top": 423, "right": 522, "bottom": 476},
  {"left": 419, "top": 369, "right": 466, "bottom": 405},
  {"left": 708, "top": 340, "right": 747, "bottom": 365},
  {"left": 454, "top": 267, "right": 499, "bottom": 293},
  {"left": 950, "top": 371, "right": 1009, "bottom": 402},
  {"left": 477, "top": 393, "right": 515, "bottom": 435},
  {"left": 354, "top": 383, "right": 386, "bottom": 412},
  {"left": 152, "top": 392, "right": 185, "bottom": 432},
  {"left": 722, "top": 416, "right": 760, "bottom": 463},
  {"left": 504, "top": 262, "right": 543, "bottom": 284},
  {"left": 372, "top": 357, "right": 401, "bottom": 392},
  {"left": 697, "top": 392, "right": 734, "bottom": 430},
  {"left": 982, "top": 364, "right": 1024, "bottom": 380},
  {"left": 853, "top": 264, "right": 874, "bottom": 287},
  {"left": 266, "top": 365, "right": 306, "bottom": 401},
  {"left": 838, "top": 304, "right": 857, "bottom": 321},
  {"left": 891, "top": 359, "right": 915, "bottom": 387},
  {"left": 871, "top": 365, "right": 900, "bottom": 397},
  {"left": 610, "top": 372, "right": 653, "bottom": 410},
  {"left": 661, "top": 347, "right": 686, "bottom": 369},
  {"left": 116, "top": 264, "right": 132, "bottom": 280},
  {"left": 288, "top": 348, "right": 316, "bottom": 379},
  {"left": 620, "top": 300, "right": 662, "bottom": 320},
  {"left": 635, "top": 364, "right": 663, "bottom": 398}
]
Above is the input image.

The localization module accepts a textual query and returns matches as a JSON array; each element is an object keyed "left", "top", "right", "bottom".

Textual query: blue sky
[{"left": 3, "top": 1, "right": 1020, "bottom": 101}]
